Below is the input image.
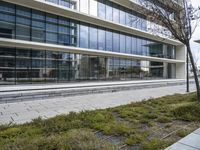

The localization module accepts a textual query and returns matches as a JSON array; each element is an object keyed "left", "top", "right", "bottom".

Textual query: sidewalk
[
  {"left": 166, "top": 128, "right": 200, "bottom": 150},
  {"left": 0, "top": 83, "right": 195, "bottom": 125},
  {"left": 0, "top": 79, "right": 185, "bottom": 92}
]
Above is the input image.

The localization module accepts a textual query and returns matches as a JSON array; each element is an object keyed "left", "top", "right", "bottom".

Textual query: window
[
  {"left": 32, "top": 10, "right": 45, "bottom": 20},
  {"left": 0, "top": 47, "right": 15, "bottom": 57},
  {"left": 137, "top": 16, "right": 142, "bottom": 30},
  {"left": 46, "top": 14, "right": 58, "bottom": 23},
  {"left": 131, "top": 13, "right": 138, "bottom": 28},
  {"left": 113, "top": 5, "right": 119, "bottom": 23},
  {"left": 58, "top": 34, "right": 70, "bottom": 45},
  {"left": 59, "top": 17, "right": 70, "bottom": 26},
  {"left": 98, "top": 28, "right": 105, "bottom": 50},
  {"left": 113, "top": 32, "right": 120, "bottom": 52},
  {"left": 16, "top": 48, "right": 31, "bottom": 83},
  {"left": 32, "top": 10, "right": 45, "bottom": 42},
  {"left": 60, "top": 0, "right": 70, "bottom": 8},
  {"left": 59, "top": 26, "right": 70, "bottom": 34},
  {"left": 137, "top": 38, "right": 142, "bottom": 55},
  {"left": 126, "top": 36, "right": 132, "bottom": 54},
  {"left": 47, "top": 0, "right": 59, "bottom": 4},
  {"left": 0, "top": 1, "right": 15, "bottom": 24},
  {"left": 32, "top": 50, "right": 45, "bottom": 58},
  {"left": 0, "top": 1, "right": 15, "bottom": 14},
  {"left": 16, "top": 17, "right": 31, "bottom": 26},
  {"left": 120, "top": 9, "right": 126, "bottom": 25},
  {"left": 46, "top": 32, "right": 58, "bottom": 44},
  {"left": 16, "top": 49, "right": 31, "bottom": 68},
  {"left": 90, "top": 26, "right": 97, "bottom": 49},
  {"left": 80, "top": 24, "right": 89, "bottom": 48},
  {"left": 46, "top": 14, "right": 58, "bottom": 44},
  {"left": 120, "top": 34, "right": 126, "bottom": 53},
  {"left": 126, "top": 11, "right": 132, "bottom": 27},
  {"left": 58, "top": 17, "right": 71, "bottom": 45},
  {"left": 16, "top": 25, "right": 30, "bottom": 40},
  {"left": 141, "top": 39, "right": 147, "bottom": 56},
  {"left": 16, "top": 6, "right": 31, "bottom": 18},
  {"left": 16, "top": 6, "right": 31, "bottom": 40},
  {"left": 46, "top": 23, "right": 58, "bottom": 33},
  {"left": 141, "top": 17, "right": 147, "bottom": 31},
  {"left": 167, "top": 45, "right": 176, "bottom": 59},
  {"left": 132, "top": 37, "right": 137, "bottom": 54},
  {"left": 0, "top": 23, "right": 15, "bottom": 38},
  {"left": 98, "top": 0, "right": 105, "bottom": 19},
  {"left": 106, "top": 1, "right": 112, "bottom": 21},
  {"left": 106, "top": 30, "right": 113, "bottom": 51},
  {"left": 0, "top": 13, "right": 15, "bottom": 23}
]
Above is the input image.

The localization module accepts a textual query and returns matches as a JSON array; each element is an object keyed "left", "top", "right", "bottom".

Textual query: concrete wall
[{"left": 176, "top": 44, "right": 186, "bottom": 79}]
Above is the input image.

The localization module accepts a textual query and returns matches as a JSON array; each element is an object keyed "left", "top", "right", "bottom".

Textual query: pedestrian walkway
[
  {"left": 0, "top": 83, "right": 195, "bottom": 125},
  {"left": 0, "top": 79, "right": 190, "bottom": 103},
  {"left": 166, "top": 128, "right": 200, "bottom": 150},
  {"left": 0, "top": 79, "right": 184, "bottom": 92}
]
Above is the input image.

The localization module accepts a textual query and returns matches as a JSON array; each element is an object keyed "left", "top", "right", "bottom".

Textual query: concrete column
[
  {"left": 171, "top": 64, "right": 176, "bottom": 79},
  {"left": 163, "top": 63, "right": 168, "bottom": 78},
  {"left": 176, "top": 44, "right": 186, "bottom": 79}
]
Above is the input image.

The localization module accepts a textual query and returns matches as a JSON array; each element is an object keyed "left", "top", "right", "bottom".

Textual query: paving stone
[
  {"left": 166, "top": 142, "right": 199, "bottom": 150},
  {"left": 194, "top": 128, "right": 200, "bottom": 135},
  {"left": 11, "top": 111, "right": 40, "bottom": 121},
  {"left": 0, "top": 80, "right": 193, "bottom": 103},
  {"left": 178, "top": 133, "right": 200, "bottom": 149},
  {"left": 0, "top": 83, "right": 196, "bottom": 125},
  {"left": 0, "top": 116, "right": 14, "bottom": 125}
]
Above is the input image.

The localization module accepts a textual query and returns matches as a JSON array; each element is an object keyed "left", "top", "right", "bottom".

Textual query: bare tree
[{"left": 130, "top": 0, "right": 200, "bottom": 101}]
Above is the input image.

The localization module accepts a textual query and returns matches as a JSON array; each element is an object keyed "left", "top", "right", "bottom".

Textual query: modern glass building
[{"left": 0, "top": 0, "right": 186, "bottom": 85}]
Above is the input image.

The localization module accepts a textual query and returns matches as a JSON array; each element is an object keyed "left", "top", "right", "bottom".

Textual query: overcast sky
[{"left": 190, "top": 0, "right": 200, "bottom": 65}]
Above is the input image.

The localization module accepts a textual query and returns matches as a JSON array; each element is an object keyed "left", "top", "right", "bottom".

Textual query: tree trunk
[{"left": 186, "top": 42, "right": 200, "bottom": 101}]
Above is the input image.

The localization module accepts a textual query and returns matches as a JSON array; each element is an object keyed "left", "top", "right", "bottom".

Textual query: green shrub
[
  {"left": 157, "top": 116, "right": 172, "bottom": 123},
  {"left": 173, "top": 103, "right": 200, "bottom": 121},
  {"left": 94, "top": 122, "right": 131, "bottom": 135},
  {"left": 176, "top": 129, "right": 189, "bottom": 138},
  {"left": 143, "top": 138, "right": 171, "bottom": 150},
  {"left": 125, "top": 132, "right": 149, "bottom": 145},
  {"left": 1, "top": 129, "right": 116, "bottom": 150}
]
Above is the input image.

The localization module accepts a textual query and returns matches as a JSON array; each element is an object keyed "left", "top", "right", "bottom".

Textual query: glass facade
[
  {"left": 0, "top": 1, "right": 176, "bottom": 59},
  {"left": 0, "top": 46, "right": 176, "bottom": 85},
  {"left": 0, "top": 1, "right": 178, "bottom": 85},
  {"left": 45, "top": 0, "right": 147, "bottom": 31},
  {"left": 46, "top": 0, "right": 76, "bottom": 9}
]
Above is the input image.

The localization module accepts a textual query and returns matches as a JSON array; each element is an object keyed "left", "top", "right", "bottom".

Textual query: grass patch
[
  {"left": 157, "top": 116, "right": 173, "bottom": 123},
  {"left": 143, "top": 138, "right": 173, "bottom": 150},
  {"left": 173, "top": 103, "right": 200, "bottom": 121},
  {"left": 176, "top": 129, "right": 190, "bottom": 138},
  {"left": 125, "top": 131, "right": 149, "bottom": 145},
  {"left": 0, "top": 93, "right": 200, "bottom": 150},
  {"left": 1, "top": 129, "right": 116, "bottom": 150}
]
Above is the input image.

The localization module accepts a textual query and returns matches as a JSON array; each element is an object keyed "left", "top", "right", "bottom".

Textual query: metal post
[{"left": 186, "top": 51, "right": 189, "bottom": 92}]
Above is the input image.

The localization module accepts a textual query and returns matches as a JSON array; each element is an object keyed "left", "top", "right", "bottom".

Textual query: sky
[{"left": 190, "top": 0, "right": 200, "bottom": 65}]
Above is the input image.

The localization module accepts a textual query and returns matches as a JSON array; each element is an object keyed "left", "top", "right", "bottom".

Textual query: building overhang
[
  {"left": 2, "top": 0, "right": 182, "bottom": 46},
  {"left": 0, "top": 38, "right": 185, "bottom": 64}
]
